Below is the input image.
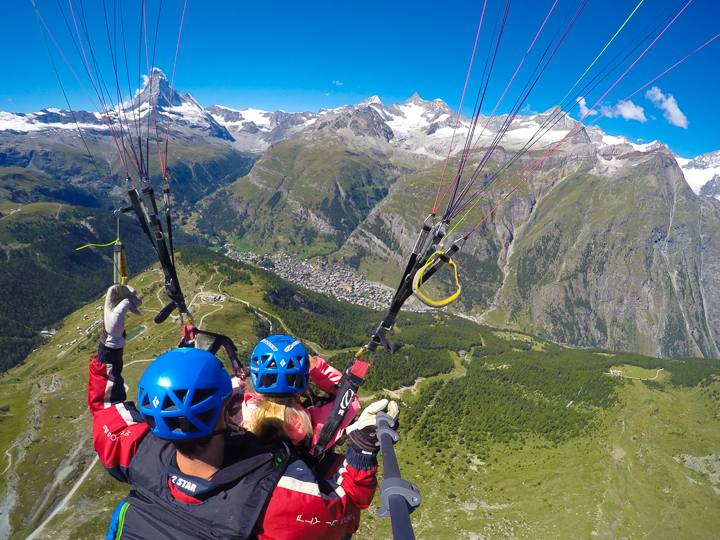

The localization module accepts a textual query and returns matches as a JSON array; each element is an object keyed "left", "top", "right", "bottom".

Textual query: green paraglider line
[
  {"left": 31, "top": 0, "right": 122, "bottom": 248},
  {"left": 465, "top": 0, "right": 702, "bottom": 238},
  {"left": 558, "top": 0, "right": 646, "bottom": 107},
  {"left": 444, "top": 0, "right": 686, "bottom": 228},
  {"left": 433, "top": 0, "right": 489, "bottom": 214},
  {"left": 444, "top": 0, "right": 649, "bottom": 222}
]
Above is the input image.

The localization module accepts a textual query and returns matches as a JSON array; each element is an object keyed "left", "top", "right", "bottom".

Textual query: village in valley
[{"left": 221, "top": 246, "right": 431, "bottom": 313}]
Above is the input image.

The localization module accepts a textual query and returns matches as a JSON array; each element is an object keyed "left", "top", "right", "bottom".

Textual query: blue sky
[{"left": 2, "top": 0, "right": 719, "bottom": 158}]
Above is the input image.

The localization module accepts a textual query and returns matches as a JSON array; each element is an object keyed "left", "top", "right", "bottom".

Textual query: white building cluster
[{"left": 223, "top": 247, "right": 430, "bottom": 313}]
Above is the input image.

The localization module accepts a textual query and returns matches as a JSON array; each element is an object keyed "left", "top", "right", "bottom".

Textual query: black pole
[
  {"left": 388, "top": 495, "right": 416, "bottom": 540},
  {"left": 376, "top": 412, "right": 421, "bottom": 540}
]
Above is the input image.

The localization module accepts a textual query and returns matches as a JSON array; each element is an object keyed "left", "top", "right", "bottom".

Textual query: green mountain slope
[
  {"left": 2, "top": 246, "right": 720, "bottom": 540},
  {"left": 197, "top": 129, "right": 720, "bottom": 359},
  {"left": 193, "top": 136, "right": 411, "bottom": 257},
  {"left": 0, "top": 170, "right": 157, "bottom": 373},
  {"left": 485, "top": 148, "right": 720, "bottom": 359}
]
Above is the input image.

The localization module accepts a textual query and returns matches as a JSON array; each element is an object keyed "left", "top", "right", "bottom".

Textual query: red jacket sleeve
[
  {"left": 88, "top": 343, "right": 150, "bottom": 483},
  {"left": 309, "top": 357, "right": 342, "bottom": 394},
  {"left": 308, "top": 357, "right": 361, "bottom": 449},
  {"left": 255, "top": 445, "right": 378, "bottom": 540}
]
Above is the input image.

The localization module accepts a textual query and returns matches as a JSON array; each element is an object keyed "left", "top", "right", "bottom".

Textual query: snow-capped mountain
[
  {"left": 1, "top": 76, "right": 717, "bottom": 201},
  {"left": 0, "top": 70, "right": 254, "bottom": 200},
  {"left": 675, "top": 150, "right": 720, "bottom": 199},
  {"left": 207, "top": 93, "right": 595, "bottom": 159},
  {"left": 206, "top": 105, "right": 316, "bottom": 153},
  {"left": 206, "top": 93, "right": 707, "bottom": 176},
  {"left": 0, "top": 68, "right": 233, "bottom": 142}
]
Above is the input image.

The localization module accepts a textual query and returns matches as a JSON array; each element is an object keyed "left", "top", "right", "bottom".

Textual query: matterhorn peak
[
  {"left": 150, "top": 66, "right": 168, "bottom": 81},
  {"left": 133, "top": 67, "right": 181, "bottom": 110}
]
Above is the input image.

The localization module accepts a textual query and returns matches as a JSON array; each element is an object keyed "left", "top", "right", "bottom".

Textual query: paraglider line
[{"left": 433, "top": 0, "right": 488, "bottom": 214}]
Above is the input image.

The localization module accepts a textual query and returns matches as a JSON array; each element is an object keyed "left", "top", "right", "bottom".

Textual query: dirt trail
[
  {"left": 0, "top": 375, "right": 63, "bottom": 540},
  {"left": 380, "top": 377, "right": 427, "bottom": 401},
  {"left": 24, "top": 456, "right": 99, "bottom": 540},
  {"left": 622, "top": 368, "right": 664, "bottom": 380}
]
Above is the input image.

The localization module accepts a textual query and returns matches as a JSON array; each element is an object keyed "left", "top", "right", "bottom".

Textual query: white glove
[
  {"left": 102, "top": 285, "right": 142, "bottom": 349},
  {"left": 346, "top": 398, "right": 399, "bottom": 453}
]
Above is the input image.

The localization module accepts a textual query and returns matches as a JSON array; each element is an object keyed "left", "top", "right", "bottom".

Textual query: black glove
[{"left": 346, "top": 399, "right": 399, "bottom": 454}]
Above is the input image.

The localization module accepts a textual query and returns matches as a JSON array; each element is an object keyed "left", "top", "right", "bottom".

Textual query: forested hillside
[
  {"left": 2, "top": 245, "right": 720, "bottom": 540},
  {"left": 0, "top": 201, "right": 157, "bottom": 373}
]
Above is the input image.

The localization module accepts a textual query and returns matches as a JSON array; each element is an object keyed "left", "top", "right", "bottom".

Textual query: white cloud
[
  {"left": 576, "top": 96, "right": 597, "bottom": 117},
  {"left": 614, "top": 100, "right": 647, "bottom": 122},
  {"left": 644, "top": 86, "right": 688, "bottom": 128},
  {"left": 332, "top": 80, "right": 343, "bottom": 86},
  {"left": 520, "top": 103, "right": 537, "bottom": 115},
  {"left": 599, "top": 100, "right": 647, "bottom": 122}
]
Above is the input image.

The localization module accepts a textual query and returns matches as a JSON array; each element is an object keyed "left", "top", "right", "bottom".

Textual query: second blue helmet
[{"left": 250, "top": 335, "right": 310, "bottom": 395}]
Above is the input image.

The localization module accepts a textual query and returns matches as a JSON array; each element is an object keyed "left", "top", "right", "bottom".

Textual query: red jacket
[{"left": 89, "top": 343, "right": 377, "bottom": 540}]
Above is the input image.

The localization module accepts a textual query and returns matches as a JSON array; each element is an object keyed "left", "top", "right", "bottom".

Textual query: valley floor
[
  {"left": 355, "top": 377, "right": 720, "bottom": 540},
  {"left": 2, "top": 258, "right": 720, "bottom": 540}
]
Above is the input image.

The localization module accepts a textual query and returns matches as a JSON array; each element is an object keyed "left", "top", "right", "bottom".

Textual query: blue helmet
[
  {"left": 250, "top": 335, "right": 310, "bottom": 395},
  {"left": 138, "top": 348, "right": 232, "bottom": 440}
]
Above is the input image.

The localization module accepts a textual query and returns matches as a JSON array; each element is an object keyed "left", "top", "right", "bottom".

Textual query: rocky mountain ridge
[
  {"left": 3, "top": 73, "right": 716, "bottom": 197},
  {"left": 195, "top": 99, "right": 720, "bottom": 359},
  {"left": 2, "top": 74, "right": 720, "bottom": 359},
  {"left": 206, "top": 94, "right": 720, "bottom": 187}
]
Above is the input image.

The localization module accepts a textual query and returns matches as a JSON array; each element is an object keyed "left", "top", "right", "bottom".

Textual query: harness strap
[
  {"left": 178, "top": 325, "right": 248, "bottom": 380},
  {"left": 311, "top": 359, "right": 368, "bottom": 457},
  {"left": 124, "top": 181, "right": 187, "bottom": 320}
]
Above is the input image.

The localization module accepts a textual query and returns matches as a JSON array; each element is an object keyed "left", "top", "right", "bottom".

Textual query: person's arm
[
  {"left": 308, "top": 356, "right": 342, "bottom": 394},
  {"left": 255, "top": 445, "right": 377, "bottom": 540},
  {"left": 308, "top": 356, "right": 361, "bottom": 448},
  {"left": 88, "top": 286, "right": 148, "bottom": 484},
  {"left": 255, "top": 399, "right": 399, "bottom": 540}
]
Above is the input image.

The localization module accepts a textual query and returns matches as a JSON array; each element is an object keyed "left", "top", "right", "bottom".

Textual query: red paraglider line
[
  {"left": 162, "top": 0, "right": 188, "bottom": 179},
  {"left": 434, "top": 0, "right": 511, "bottom": 215},
  {"left": 35, "top": 9, "right": 99, "bottom": 115},
  {"left": 465, "top": 0, "right": 559, "bottom": 165},
  {"left": 436, "top": 0, "right": 559, "bottom": 214},
  {"left": 141, "top": 0, "right": 161, "bottom": 179},
  {"left": 467, "top": 0, "right": 697, "bottom": 235},
  {"left": 433, "top": 0, "right": 488, "bottom": 214},
  {"left": 67, "top": 0, "right": 134, "bottom": 176}
]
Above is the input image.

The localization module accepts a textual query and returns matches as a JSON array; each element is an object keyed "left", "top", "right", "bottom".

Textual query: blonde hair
[{"left": 242, "top": 378, "right": 313, "bottom": 441}]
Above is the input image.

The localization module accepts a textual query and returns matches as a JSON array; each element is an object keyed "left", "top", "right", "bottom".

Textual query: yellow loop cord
[
  {"left": 412, "top": 251, "right": 462, "bottom": 308},
  {"left": 76, "top": 216, "right": 121, "bottom": 250},
  {"left": 75, "top": 236, "right": 119, "bottom": 250}
]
